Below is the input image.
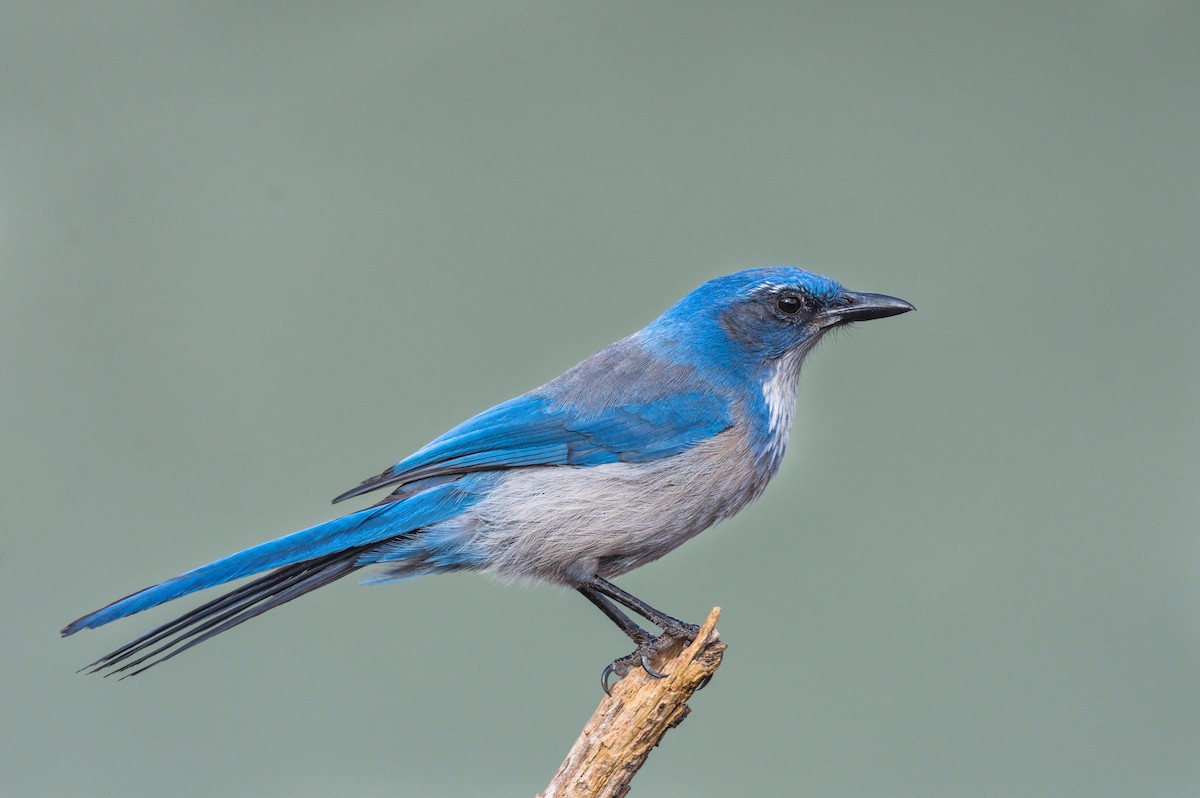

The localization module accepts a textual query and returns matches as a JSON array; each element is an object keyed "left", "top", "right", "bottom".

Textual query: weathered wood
[{"left": 539, "top": 607, "right": 726, "bottom": 798}]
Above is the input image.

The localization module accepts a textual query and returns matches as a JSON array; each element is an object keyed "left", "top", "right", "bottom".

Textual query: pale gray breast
[{"left": 458, "top": 427, "right": 770, "bottom": 585}]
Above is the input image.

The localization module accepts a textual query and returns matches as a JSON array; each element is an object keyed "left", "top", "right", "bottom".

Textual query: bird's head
[{"left": 649, "top": 267, "right": 914, "bottom": 373}]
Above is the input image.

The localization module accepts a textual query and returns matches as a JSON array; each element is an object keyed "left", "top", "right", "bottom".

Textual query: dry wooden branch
[{"left": 539, "top": 607, "right": 726, "bottom": 798}]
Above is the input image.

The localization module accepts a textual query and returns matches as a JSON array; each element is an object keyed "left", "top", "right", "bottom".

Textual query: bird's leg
[
  {"left": 579, "top": 586, "right": 654, "bottom": 645},
  {"left": 578, "top": 587, "right": 665, "bottom": 694},
  {"left": 580, "top": 578, "right": 701, "bottom": 694},
  {"left": 588, "top": 577, "right": 701, "bottom": 641}
]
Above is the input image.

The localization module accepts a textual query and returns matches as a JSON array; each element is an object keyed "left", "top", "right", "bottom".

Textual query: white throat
[{"left": 760, "top": 348, "right": 806, "bottom": 465}]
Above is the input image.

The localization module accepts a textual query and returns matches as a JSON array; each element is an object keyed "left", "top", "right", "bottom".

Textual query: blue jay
[{"left": 63, "top": 267, "right": 912, "bottom": 690}]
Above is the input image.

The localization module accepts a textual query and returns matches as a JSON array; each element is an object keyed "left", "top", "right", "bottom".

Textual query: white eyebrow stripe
[{"left": 750, "top": 281, "right": 791, "bottom": 296}]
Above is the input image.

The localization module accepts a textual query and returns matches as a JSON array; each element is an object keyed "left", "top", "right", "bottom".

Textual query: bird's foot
[
  {"left": 658, "top": 619, "right": 701, "bottom": 642},
  {"left": 600, "top": 624, "right": 701, "bottom": 695}
]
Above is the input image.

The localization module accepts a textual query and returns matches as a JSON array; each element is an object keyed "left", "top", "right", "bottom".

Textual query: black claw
[
  {"left": 601, "top": 663, "right": 616, "bottom": 696},
  {"left": 696, "top": 673, "right": 713, "bottom": 691},
  {"left": 600, "top": 629, "right": 691, "bottom": 693},
  {"left": 641, "top": 655, "right": 667, "bottom": 678}
]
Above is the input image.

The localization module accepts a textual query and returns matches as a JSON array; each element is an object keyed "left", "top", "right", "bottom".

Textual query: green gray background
[{"left": 4, "top": 2, "right": 1198, "bottom": 796}]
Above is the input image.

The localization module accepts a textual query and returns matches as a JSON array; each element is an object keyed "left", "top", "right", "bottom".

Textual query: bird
[{"left": 63, "top": 267, "right": 913, "bottom": 691}]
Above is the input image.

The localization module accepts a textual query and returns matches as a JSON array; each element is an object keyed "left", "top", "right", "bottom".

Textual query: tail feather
[
  {"left": 62, "top": 477, "right": 481, "bottom": 636},
  {"left": 81, "top": 559, "right": 302, "bottom": 673},
  {"left": 83, "top": 545, "right": 374, "bottom": 677},
  {"left": 62, "top": 506, "right": 389, "bottom": 636}
]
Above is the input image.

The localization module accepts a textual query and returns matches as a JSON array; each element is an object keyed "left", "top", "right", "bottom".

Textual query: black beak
[{"left": 823, "top": 291, "right": 915, "bottom": 324}]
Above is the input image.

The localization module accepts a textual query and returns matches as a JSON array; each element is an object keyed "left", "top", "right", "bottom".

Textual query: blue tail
[{"left": 62, "top": 478, "right": 481, "bottom": 637}]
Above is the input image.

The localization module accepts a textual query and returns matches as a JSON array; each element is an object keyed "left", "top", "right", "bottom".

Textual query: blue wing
[{"left": 332, "top": 390, "right": 735, "bottom": 504}]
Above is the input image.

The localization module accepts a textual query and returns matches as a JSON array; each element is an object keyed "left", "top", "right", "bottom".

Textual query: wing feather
[{"left": 333, "top": 391, "right": 733, "bottom": 504}]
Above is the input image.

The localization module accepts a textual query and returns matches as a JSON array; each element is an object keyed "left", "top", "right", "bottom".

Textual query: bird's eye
[{"left": 776, "top": 294, "right": 803, "bottom": 315}]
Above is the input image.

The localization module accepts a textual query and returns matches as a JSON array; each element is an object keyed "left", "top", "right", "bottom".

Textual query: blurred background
[{"left": 3, "top": 2, "right": 1198, "bottom": 796}]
